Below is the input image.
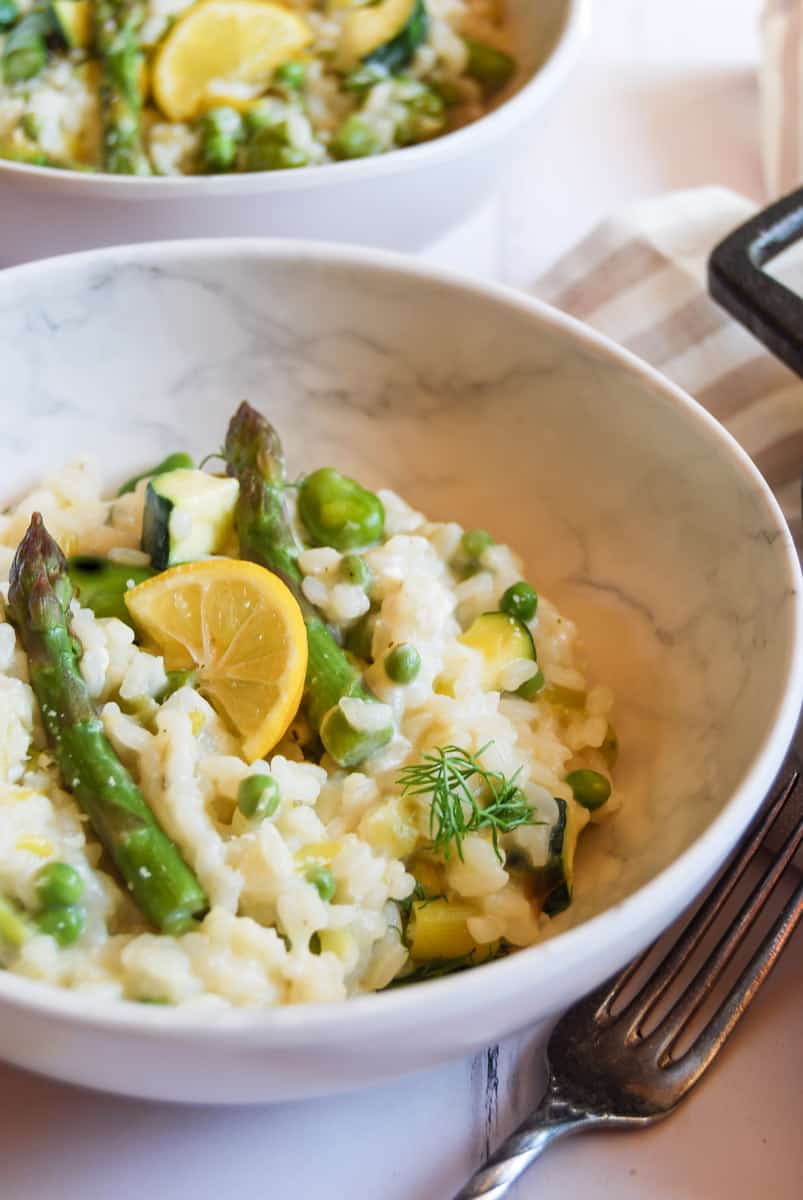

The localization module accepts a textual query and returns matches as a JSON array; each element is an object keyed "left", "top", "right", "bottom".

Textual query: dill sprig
[
  {"left": 397, "top": 742, "right": 539, "bottom": 862},
  {"left": 386, "top": 942, "right": 512, "bottom": 988}
]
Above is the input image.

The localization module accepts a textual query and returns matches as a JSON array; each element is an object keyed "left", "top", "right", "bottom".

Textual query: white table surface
[{"left": 4, "top": 2, "right": 803, "bottom": 1197}]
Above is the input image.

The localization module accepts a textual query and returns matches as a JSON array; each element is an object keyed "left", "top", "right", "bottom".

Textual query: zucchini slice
[
  {"left": 541, "top": 797, "right": 585, "bottom": 917},
  {"left": 141, "top": 469, "right": 239, "bottom": 570},
  {"left": 407, "top": 897, "right": 476, "bottom": 961},
  {"left": 338, "top": 0, "right": 429, "bottom": 72},
  {"left": 459, "top": 610, "right": 536, "bottom": 691},
  {"left": 52, "top": 0, "right": 92, "bottom": 49}
]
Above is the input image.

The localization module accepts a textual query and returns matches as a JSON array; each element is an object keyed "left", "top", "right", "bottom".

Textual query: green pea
[
  {"left": 340, "top": 553, "right": 372, "bottom": 591},
  {"left": 332, "top": 115, "right": 383, "bottom": 160},
  {"left": 517, "top": 667, "right": 545, "bottom": 700},
  {"left": 500, "top": 581, "right": 538, "bottom": 622},
  {"left": 384, "top": 643, "right": 421, "bottom": 684},
  {"left": 307, "top": 865, "right": 336, "bottom": 902},
  {"left": 461, "top": 528, "right": 494, "bottom": 562},
  {"left": 237, "top": 774, "right": 281, "bottom": 821},
  {"left": 299, "top": 467, "right": 385, "bottom": 551},
  {"left": 0, "top": 0, "right": 19, "bottom": 29},
  {"left": 35, "top": 862, "right": 84, "bottom": 908},
  {"left": 243, "top": 101, "right": 281, "bottom": 136},
  {"left": 117, "top": 451, "right": 193, "bottom": 496},
  {"left": 3, "top": 30, "right": 47, "bottom": 85},
  {"left": 36, "top": 905, "right": 85, "bottom": 947},
  {"left": 566, "top": 769, "right": 611, "bottom": 812},
  {"left": 345, "top": 613, "right": 375, "bottom": 662},
  {"left": 274, "top": 60, "right": 306, "bottom": 89},
  {"left": 464, "top": 38, "right": 516, "bottom": 92},
  {"left": 309, "top": 931, "right": 322, "bottom": 954},
  {"left": 407, "top": 85, "right": 445, "bottom": 119},
  {"left": 396, "top": 83, "right": 446, "bottom": 145},
  {"left": 601, "top": 723, "right": 619, "bottom": 769},
  {"left": 244, "top": 129, "right": 308, "bottom": 171}
]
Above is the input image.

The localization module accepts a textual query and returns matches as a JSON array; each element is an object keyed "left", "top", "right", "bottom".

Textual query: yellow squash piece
[
  {"left": 52, "top": 0, "right": 92, "bottom": 49},
  {"left": 408, "top": 897, "right": 477, "bottom": 961},
  {"left": 152, "top": 0, "right": 312, "bottom": 122},
  {"left": 458, "top": 611, "right": 536, "bottom": 691},
  {"left": 124, "top": 558, "right": 308, "bottom": 763}
]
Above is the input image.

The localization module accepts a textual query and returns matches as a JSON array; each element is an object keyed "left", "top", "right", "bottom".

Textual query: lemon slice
[
  {"left": 124, "top": 559, "right": 308, "bottom": 763},
  {"left": 152, "top": 0, "right": 312, "bottom": 122}
]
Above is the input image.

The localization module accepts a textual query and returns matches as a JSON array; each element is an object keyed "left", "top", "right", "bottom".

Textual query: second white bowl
[{"left": 0, "top": 0, "right": 584, "bottom": 265}]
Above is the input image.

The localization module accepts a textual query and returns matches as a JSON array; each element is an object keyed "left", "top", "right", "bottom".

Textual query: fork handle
[{"left": 452, "top": 1084, "right": 597, "bottom": 1199}]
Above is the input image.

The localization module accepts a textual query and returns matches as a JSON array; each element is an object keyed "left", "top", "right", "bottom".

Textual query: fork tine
[
  {"left": 675, "top": 871, "right": 803, "bottom": 1087},
  {"left": 617, "top": 770, "right": 799, "bottom": 1034},
  {"left": 645, "top": 798, "right": 803, "bottom": 1057}
]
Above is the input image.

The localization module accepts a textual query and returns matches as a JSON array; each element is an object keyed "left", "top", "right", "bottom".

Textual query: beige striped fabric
[
  {"left": 535, "top": 186, "right": 803, "bottom": 551},
  {"left": 534, "top": 185, "right": 803, "bottom": 847},
  {"left": 761, "top": 0, "right": 803, "bottom": 197}
]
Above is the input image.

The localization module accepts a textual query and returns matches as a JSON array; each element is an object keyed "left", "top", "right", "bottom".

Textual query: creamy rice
[{"left": 0, "top": 459, "right": 616, "bottom": 1007}]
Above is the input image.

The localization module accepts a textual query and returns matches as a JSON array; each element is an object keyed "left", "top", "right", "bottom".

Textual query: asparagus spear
[
  {"left": 2, "top": 6, "right": 53, "bottom": 84},
  {"left": 225, "top": 402, "right": 394, "bottom": 768},
  {"left": 7, "top": 514, "right": 207, "bottom": 933},
  {"left": 198, "top": 106, "right": 244, "bottom": 173},
  {"left": 93, "top": 0, "right": 151, "bottom": 175}
]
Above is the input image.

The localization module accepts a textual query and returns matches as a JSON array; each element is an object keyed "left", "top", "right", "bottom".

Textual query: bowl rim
[
  {"left": 0, "top": 234, "right": 801, "bottom": 1044},
  {"left": 0, "top": 0, "right": 588, "bottom": 197}
]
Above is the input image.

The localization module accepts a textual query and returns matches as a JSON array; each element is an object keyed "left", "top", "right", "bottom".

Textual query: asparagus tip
[
  {"left": 8, "top": 513, "right": 72, "bottom": 624},
  {"left": 225, "top": 401, "right": 285, "bottom": 484}
]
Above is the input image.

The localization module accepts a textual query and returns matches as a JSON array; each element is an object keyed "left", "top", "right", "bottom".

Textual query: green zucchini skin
[
  {"left": 140, "top": 469, "right": 240, "bottom": 571},
  {"left": 541, "top": 797, "right": 580, "bottom": 917},
  {"left": 459, "top": 610, "right": 536, "bottom": 692},
  {"left": 363, "top": 0, "right": 429, "bottom": 73},
  {"left": 141, "top": 483, "right": 173, "bottom": 571}
]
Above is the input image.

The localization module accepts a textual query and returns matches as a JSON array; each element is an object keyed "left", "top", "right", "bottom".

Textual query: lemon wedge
[
  {"left": 124, "top": 558, "right": 308, "bottom": 763},
  {"left": 152, "top": 0, "right": 312, "bottom": 122}
]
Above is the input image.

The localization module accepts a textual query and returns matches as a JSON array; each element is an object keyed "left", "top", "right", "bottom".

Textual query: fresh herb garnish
[
  {"left": 386, "top": 941, "right": 512, "bottom": 988},
  {"left": 397, "top": 742, "right": 539, "bottom": 862}
]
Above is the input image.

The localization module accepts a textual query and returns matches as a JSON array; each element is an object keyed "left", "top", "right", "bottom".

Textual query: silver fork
[{"left": 454, "top": 767, "right": 803, "bottom": 1200}]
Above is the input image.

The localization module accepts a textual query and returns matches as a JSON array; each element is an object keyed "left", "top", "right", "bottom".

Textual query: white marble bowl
[
  {"left": 0, "top": 240, "right": 801, "bottom": 1103},
  {"left": 0, "top": 0, "right": 584, "bottom": 267}
]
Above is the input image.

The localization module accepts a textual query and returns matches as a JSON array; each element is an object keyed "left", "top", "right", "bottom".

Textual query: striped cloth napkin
[
  {"left": 762, "top": 0, "right": 803, "bottom": 196},
  {"left": 533, "top": 185, "right": 802, "bottom": 844}
]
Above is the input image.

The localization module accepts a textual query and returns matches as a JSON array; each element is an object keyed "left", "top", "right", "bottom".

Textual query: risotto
[
  {"left": 0, "top": 402, "right": 618, "bottom": 1008},
  {"left": 0, "top": 0, "right": 516, "bottom": 175}
]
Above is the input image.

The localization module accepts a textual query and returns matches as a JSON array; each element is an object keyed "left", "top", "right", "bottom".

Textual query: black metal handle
[{"left": 708, "top": 186, "right": 803, "bottom": 378}]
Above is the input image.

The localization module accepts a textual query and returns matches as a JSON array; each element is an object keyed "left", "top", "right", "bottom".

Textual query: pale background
[{"left": 3, "top": 1, "right": 802, "bottom": 1197}]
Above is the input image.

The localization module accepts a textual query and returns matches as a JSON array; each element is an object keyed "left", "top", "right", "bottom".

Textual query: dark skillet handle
[{"left": 708, "top": 186, "right": 803, "bottom": 379}]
